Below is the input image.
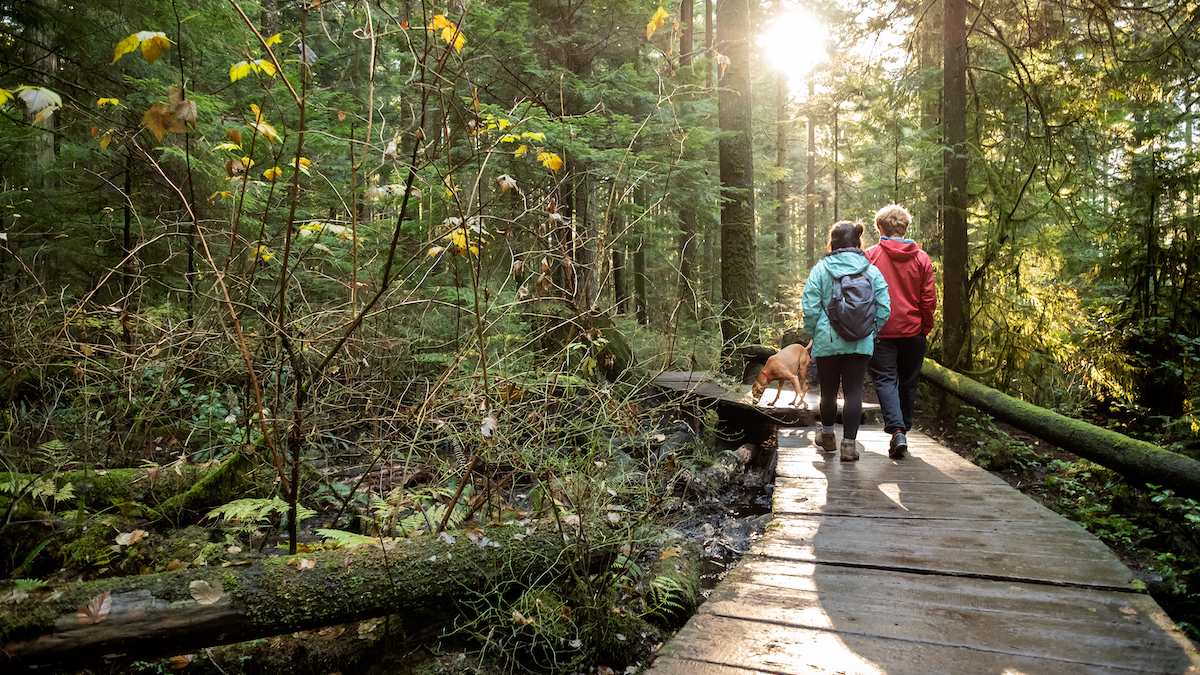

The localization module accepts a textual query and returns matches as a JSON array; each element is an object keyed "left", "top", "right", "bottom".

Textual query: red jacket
[{"left": 865, "top": 238, "right": 937, "bottom": 338}]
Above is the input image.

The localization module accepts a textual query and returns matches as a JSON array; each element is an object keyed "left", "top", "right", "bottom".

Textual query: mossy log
[
  {"left": 0, "top": 452, "right": 253, "bottom": 524},
  {"left": 641, "top": 533, "right": 704, "bottom": 628},
  {"left": 921, "top": 359, "right": 1200, "bottom": 498},
  {"left": 0, "top": 524, "right": 615, "bottom": 672}
]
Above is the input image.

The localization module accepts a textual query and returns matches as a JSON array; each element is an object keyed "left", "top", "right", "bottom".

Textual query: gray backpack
[{"left": 826, "top": 272, "right": 877, "bottom": 341}]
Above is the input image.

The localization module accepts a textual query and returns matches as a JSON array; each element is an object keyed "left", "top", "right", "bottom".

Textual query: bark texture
[
  {"left": 921, "top": 359, "right": 1200, "bottom": 498},
  {"left": 717, "top": 0, "right": 758, "bottom": 367},
  {"left": 0, "top": 525, "right": 614, "bottom": 671}
]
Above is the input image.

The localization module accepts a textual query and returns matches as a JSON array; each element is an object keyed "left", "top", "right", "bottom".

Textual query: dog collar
[{"left": 762, "top": 369, "right": 770, "bottom": 377}]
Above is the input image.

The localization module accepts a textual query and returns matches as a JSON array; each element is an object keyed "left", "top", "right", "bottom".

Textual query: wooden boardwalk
[{"left": 651, "top": 425, "right": 1200, "bottom": 674}]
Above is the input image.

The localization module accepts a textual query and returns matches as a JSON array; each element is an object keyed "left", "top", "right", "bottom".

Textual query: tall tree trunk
[
  {"left": 26, "top": 0, "right": 57, "bottom": 192},
  {"left": 259, "top": 0, "right": 278, "bottom": 36},
  {"left": 705, "top": 0, "right": 714, "bottom": 88},
  {"left": 717, "top": 0, "right": 758, "bottom": 371},
  {"left": 677, "top": 209, "right": 698, "bottom": 321},
  {"left": 633, "top": 184, "right": 649, "bottom": 325},
  {"left": 942, "top": 0, "right": 969, "bottom": 369},
  {"left": 918, "top": 0, "right": 943, "bottom": 256},
  {"left": 613, "top": 245, "right": 628, "bottom": 314},
  {"left": 832, "top": 104, "right": 840, "bottom": 221},
  {"left": 806, "top": 78, "right": 816, "bottom": 270},
  {"left": 680, "top": 0, "right": 694, "bottom": 66},
  {"left": 774, "top": 74, "right": 789, "bottom": 261}
]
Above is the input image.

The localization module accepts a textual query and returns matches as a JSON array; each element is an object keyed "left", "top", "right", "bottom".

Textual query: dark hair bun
[{"left": 853, "top": 222, "right": 864, "bottom": 236}]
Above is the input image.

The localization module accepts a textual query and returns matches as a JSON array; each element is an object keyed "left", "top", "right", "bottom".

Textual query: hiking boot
[
  {"left": 817, "top": 432, "right": 837, "bottom": 453},
  {"left": 839, "top": 439, "right": 859, "bottom": 462},
  {"left": 889, "top": 431, "right": 908, "bottom": 459}
]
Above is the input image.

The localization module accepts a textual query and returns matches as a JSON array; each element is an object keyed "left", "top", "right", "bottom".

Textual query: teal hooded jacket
[{"left": 801, "top": 248, "right": 891, "bottom": 358}]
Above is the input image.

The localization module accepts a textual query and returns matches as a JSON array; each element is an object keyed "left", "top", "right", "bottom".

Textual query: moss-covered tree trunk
[
  {"left": 0, "top": 525, "right": 615, "bottom": 671},
  {"left": 921, "top": 359, "right": 1200, "bottom": 498}
]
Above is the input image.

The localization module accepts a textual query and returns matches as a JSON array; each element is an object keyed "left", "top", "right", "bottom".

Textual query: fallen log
[
  {"left": 0, "top": 523, "right": 615, "bottom": 672},
  {"left": 921, "top": 358, "right": 1200, "bottom": 499},
  {"left": 0, "top": 452, "right": 253, "bottom": 524}
]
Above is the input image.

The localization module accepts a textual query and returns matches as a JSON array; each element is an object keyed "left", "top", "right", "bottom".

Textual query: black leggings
[{"left": 814, "top": 353, "right": 870, "bottom": 441}]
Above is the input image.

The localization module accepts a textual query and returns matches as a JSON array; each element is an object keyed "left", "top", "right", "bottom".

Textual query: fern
[
  {"left": 315, "top": 528, "right": 392, "bottom": 549},
  {"left": 205, "top": 497, "right": 316, "bottom": 527},
  {"left": 643, "top": 576, "right": 688, "bottom": 622}
]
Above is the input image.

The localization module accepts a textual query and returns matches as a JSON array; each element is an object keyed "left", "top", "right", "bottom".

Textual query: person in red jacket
[{"left": 865, "top": 205, "right": 937, "bottom": 458}]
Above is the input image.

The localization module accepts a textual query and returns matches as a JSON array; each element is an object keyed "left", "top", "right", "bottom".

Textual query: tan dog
[{"left": 752, "top": 341, "right": 813, "bottom": 408}]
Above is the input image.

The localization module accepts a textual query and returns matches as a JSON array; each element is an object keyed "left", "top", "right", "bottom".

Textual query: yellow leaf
[
  {"left": 0, "top": 88, "right": 11, "bottom": 106},
  {"left": 647, "top": 6, "right": 669, "bottom": 40},
  {"left": 225, "top": 127, "right": 243, "bottom": 146},
  {"left": 253, "top": 120, "right": 280, "bottom": 144},
  {"left": 266, "top": 33, "right": 282, "bottom": 46},
  {"left": 229, "top": 61, "right": 254, "bottom": 82},
  {"left": 520, "top": 131, "right": 545, "bottom": 141},
  {"left": 240, "top": 156, "right": 255, "bottom": 169},
  {"left": 255, "top": 59, "right": 277, "bottom": 77},
  {"left": 97, "top": 97, "right": 119, "bottom": 107},
  {"left": 253, "top": 245, "right": 274, "bottom": 262},
  {"left": 498, "top": 134, "right": 519, "bottom": 143},
  {"left": 113, "top": 34, "right": 139, "bottom": 63},
  {"left": 208, "top": 191, "right": 233, "bottom": 201},
  {"left": 427, "top": 246, "right": 444, "bottom": 257},
  {"left": 100, "top": 129, "right": 113, "bottom": 151},
  {"left": 430, "top": 15, "right": 465, "bottom": 52},
  {"left": 446, "top": 29, "right": 466, "bottom": 53},
  {"left": 212, "top": 142, "right": 242, "bottom": 152},
  {"left": 537, "top": 151, "right": 563, "bottom": 172},
  {"left": 31, "top": 105, "right": 58, "bottom": 126},
  {"left": 140, "top": 33, "right": 171, "bottom": 65},
  {"left": 263, "top": 167, "right": 282, "bottom": 181},
  {"left": 514, "top": 144, "right": 527, "bottom": 158}
]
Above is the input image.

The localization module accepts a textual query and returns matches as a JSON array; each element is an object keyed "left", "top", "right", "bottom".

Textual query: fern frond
[
  {"left": 316, "top": 528, "right": 392, "bottom": 549},
  {"left": 205, "top": 497, "right": 316, "bottom": 525}
]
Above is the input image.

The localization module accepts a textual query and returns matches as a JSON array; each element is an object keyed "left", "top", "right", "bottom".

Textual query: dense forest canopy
[{"left": 1, "top": 0, "right": 1200, "bottom": 666}]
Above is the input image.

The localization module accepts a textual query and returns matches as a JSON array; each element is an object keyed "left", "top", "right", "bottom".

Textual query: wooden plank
[
  {"left": 650, "top": 612, "right": 1199, "bottom": 675},
  {"left": 755, "top": 517, "right": 1134, "bottom": 589},
  {"left": 647, "top": 424, "right": 1200, "bottom": 674}
]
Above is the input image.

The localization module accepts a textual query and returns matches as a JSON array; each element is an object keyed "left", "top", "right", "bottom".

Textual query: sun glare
[{"left": 759, "top": 8, "right": 827, "bottom": 89}]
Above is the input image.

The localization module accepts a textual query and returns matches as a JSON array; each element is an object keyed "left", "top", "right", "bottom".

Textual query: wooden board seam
[{"left": 746, "top": 555, "right": 1138, "bottom": 593}]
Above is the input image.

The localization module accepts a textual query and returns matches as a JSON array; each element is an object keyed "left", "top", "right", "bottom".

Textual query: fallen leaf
[
  {"left": 660, "top": 545, "right": 682, "bottom": 560},
  {"left": 189, "top": 579, "right": 223, "bottom": 605},
  {"left": 77, "top": 591, "right": 112, "bottom": 625},
  {"left": 1, "top": 589, "right": 29, "bottom": 604},
  {"left": 512, "top": 609, "right": 534, "bottom": 626},
  {"left": 116, "top": 529, "right": 147, "bottom": 546},
  {"left": 1119, "top": 605, "right": 1139, "bottom": 620},
  {"left": 168, "top": 654, "right": 193, "bottom": 669},
  {"left": 297, "top": 558, "right": 315, "bottom": 570},
  {"left": 166, "top": 559, "right": 187, "bottom": 572}
]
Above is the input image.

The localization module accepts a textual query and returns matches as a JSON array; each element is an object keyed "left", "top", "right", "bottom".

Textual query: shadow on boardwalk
[{"left": 650, "top": 426, "right": 1200, "bottom": 675}]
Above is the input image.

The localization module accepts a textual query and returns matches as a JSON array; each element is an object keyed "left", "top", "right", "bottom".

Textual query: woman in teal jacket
[{"left": 801, "top": 221, "right": 890, "bottom": 461}]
